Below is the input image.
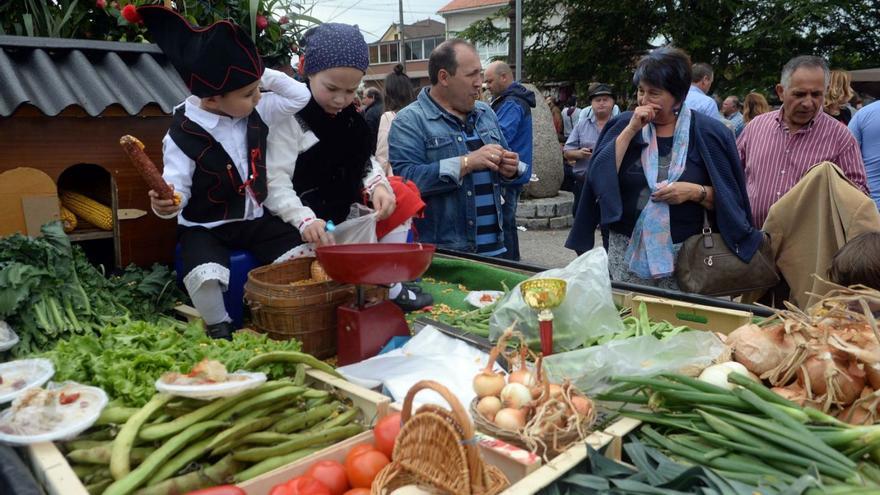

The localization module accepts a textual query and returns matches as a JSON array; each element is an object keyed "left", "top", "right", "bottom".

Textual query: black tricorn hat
[{"left": 138, "top": 5, "right": 264, "bottom": 97}]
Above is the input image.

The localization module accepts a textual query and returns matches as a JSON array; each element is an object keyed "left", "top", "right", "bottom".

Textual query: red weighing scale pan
[{"left": 316, "top": 243, "right": 435, "bottom": 365}]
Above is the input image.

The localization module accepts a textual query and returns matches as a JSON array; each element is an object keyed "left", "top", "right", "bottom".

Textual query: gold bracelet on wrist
[
  {"left": 463, "top": 155, "right": 469, "bottom": 173},
  {"left": 698, "top": 185, "right": 707, "bottom": 202}
]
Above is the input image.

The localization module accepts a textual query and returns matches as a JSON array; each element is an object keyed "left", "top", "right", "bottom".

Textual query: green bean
[
  {"left": 238, "top": 398, "right": 301, "bottom": 421},
  {"left": 72, "top": 463, "right": 105, "bottom": 479},
  {"left": 110, "top": 393, "right": 172, "bottom": 481},
  {"left": 307, "top": 407, "right": 358, "bottom": 432},
  {"left": 96, "top": 407, "right": 141, "bottom": 426},
  {"left": 272, "top": 402, "right": 342, "bottom": 433},
  {"left": 238, "top": 431, "right": 295, "bottom": 445},
  {"left": 104, "top": 420, "right": 226, "bottom": 495},
  {"left": 215, "top": 386, "right": 304, "bottom": 421},
  {"left": 233, "top": 424, "right": 364, "bottom": 462},
  {"left": 244, "top": 351, "right": 342, "bottom": 378},
  {"left": 69, "top": 446, "right": 154, "bottom": 466},
  {"left": 306, "top": 396, "right": 332, "bottom": 408},
  {"left": 207, "top": 415, "right": 282, "bottom": 454},
  {"left": 86, "top": 479, "right": 113, "bottom": 495},
  {"left": 303, "top": 388, "right": 330, "bottom": 399},
  {"left": 133, "top": 455, "right": 242, "bottom": 495},
  {"left": 65, "top": 440, "right": 109, "bottom": 452},
  {"left": 232, "top": 446, "right": 325, "bottom": 482},
  {"left": 293, "top": 363, "right": 307, "bottom": 386},
  {"left": 148, "top": 437, "right": 212, "bottom": 485}
]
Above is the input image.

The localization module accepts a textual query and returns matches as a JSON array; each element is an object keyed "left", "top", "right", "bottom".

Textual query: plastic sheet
[
  {"left": 544, "top": 331, "right": 726, "bottom": 395},
  {"left": 0, "top": 321, "right": 18, "bottom": 352},
  {"left": 332, "top": 204, "right": 378, "bottom": 245},
  {"left": 489, "top": 248, "right": 624, "bottom": 351}
]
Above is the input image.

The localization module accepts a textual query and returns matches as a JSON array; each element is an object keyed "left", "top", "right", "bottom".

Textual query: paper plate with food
[
  {"left": 156, "top": 358, "right": 266, "bottom": 399},
  {"left": 0, "top": 358, "right": 55, "bottom": 404},
  {"left": 0, "top": 321, "right": 19, "bottom": 352},
  {"left": 0, "top": 382, "right": 108, "bottom": 445},
  {"left": 465, "top": 290, "right": 505, "bottom": 308}
]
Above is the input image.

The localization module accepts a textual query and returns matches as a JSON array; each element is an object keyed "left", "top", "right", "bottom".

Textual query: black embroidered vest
[
  {"left": 292, "top": 98, "right": 371, "bottom": 225},
  {"left": 169, "top": 107, "right": 269, "bottom": 223}
]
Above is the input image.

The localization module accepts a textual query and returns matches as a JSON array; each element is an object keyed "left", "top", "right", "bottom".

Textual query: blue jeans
[{"left": 500, "top": 186, "right": 521, "bottom": 261}]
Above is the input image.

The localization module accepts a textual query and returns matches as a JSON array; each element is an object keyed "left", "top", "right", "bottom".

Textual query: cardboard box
[
  {"left": 28, "top": 368, "right": 390, "bottom": 495},
  {"left": 632, "top": 294, "right": 752, "bottom": 334}
]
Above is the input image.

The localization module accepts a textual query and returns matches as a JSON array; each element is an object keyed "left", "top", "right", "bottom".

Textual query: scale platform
[{"left": 316, "top": 243, "right": 435, "bottom": 365}]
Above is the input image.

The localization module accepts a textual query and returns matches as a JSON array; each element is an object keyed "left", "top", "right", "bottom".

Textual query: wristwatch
[{"left": 698, "top": 185, "right": 707, "bottom": 202}]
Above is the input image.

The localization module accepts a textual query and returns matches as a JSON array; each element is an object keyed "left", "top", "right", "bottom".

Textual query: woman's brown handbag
[{"left": 675, "top": 212, "right": 780, "bottom": 296}]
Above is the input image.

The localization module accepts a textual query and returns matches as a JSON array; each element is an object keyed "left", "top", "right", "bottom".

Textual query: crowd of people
[{"left": 138, "top": 2, "right": 880, "bottom": 337}]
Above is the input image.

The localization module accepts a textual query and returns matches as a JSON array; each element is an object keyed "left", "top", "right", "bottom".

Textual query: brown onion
[
  {"left": 474, "top": 347, "right": 506, "bottom": 398},
  {"left": 797, "top": 351, "right": 864, "bottom": 405},
  {"left": 494, "top": 408, "right": 526, "bottom": 430},
  {"left": 728, "top": 323, "right": 794, "bottom": 375},
  {"left": 866, "top": 363, "right": 880, "bottom": 390},
  {"left": 476, "top": 396, "right": 502, "bottom": 421},
  {"left": 570, "top": 395, "right": 592, "bottom": 419}
]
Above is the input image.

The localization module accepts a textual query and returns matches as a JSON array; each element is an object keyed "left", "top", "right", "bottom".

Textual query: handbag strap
[{"left": 701, "top": 210, "right": 714, "bottom": 249}]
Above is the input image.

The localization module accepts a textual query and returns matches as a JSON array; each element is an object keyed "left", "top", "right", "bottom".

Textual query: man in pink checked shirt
[{"left": 737, "top": 55, "right": 868, "bottom": 228}]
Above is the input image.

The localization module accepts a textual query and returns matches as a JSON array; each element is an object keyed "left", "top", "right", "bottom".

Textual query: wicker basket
[
  {"left": 470, "top": 396, "right": 595, "bottom": 460},
  {"left": 372, "top": 380, "right": 509, "bottom": 495},
  {"left": 244, "top": 257, "right": 384, "bottom": 359}
]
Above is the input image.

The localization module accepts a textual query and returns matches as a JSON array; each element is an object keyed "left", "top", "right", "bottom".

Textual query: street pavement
[{"left": 517, "top": 228, "right": 578, "bottom": 269}]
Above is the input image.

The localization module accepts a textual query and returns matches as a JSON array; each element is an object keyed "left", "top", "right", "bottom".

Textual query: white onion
[
  {"left": 473, "top": 372, "right": 505, "bottom": 398},
  {"left": 500, "top": 382, "right": 531, "bottom": 409},
  {"left": 476, "top": 396, "right": 502, "bottom": 421},
  {"left": 698, "top": 363, "right": 740, "bottom": 390},
  {"left": 508, "top": 369, "right": 536, "bottom": 388},
  {"left": 494, "top": 408, "right": 526, "bottom": 430},
  {"left": 718, "top": 361, "right": 749, "bottom": 375}
]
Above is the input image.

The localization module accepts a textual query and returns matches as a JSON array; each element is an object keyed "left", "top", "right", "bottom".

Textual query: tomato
[
  {"left": 373, "top": 413, "right": 402, "bottom": 459},
  {"left": 344, "top": 443, "right": 376, "bottom": 465},
  {"left": 185, "top": 486, "right": 246, "bottom": 495},
  {"left": 343, "top": 490, "right": 371, "bottom": 495},
  {"left": 345, "top": 449, "right": 390, "bottom": 488},
  {"left": 305, "top": 460, "right": 350, "bottom": 495},
  {"left": 268, "top": 476, "right": 331, "bottom": 495}
]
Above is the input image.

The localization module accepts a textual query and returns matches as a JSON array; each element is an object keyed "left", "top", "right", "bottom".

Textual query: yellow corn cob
[
  {"left": 59, "top": 204, "right": 78, "bottom": 233},
  {"left": 60, "top": 191, "right": 113, "bottom": 231}
]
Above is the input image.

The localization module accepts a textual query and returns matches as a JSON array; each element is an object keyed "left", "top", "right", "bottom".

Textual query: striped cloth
[
  {"left": 737, "top": 109, "right": 867, "bottom": 228},
  {"left": 463, "top": 128, "right": 505, "bottom": 256}
]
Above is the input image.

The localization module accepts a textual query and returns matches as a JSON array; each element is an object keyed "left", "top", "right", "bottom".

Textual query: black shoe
[
  {"left": 392, "top": 288, "right": 433, "bottom": 313},
  {"left": 206, "top": 321, "right": 235, "bottom": 340},
  {"left": 402, "top": 282, "right": 424, "bottom": 294}
]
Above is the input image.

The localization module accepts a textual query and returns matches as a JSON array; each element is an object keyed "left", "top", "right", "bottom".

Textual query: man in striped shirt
[{"left": 737, "top": 55, "right": 867, "bottom": 228}]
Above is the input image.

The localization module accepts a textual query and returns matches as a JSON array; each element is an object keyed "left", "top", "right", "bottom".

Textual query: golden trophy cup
[{"left": 520, "top": 278, "right": 567, "bottom": 355}]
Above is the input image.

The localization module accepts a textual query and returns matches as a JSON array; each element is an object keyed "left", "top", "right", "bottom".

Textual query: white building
[{"left": 437, "top": 0, "right": 508, "bottom": 67}]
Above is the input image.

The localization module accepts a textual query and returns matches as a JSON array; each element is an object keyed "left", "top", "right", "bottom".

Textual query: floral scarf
[{"left": 624, "top": 104, "right": 692, "bottom": 279}]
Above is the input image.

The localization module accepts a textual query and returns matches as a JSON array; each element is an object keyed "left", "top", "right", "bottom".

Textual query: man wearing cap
[
  {"left": 140, "top": 5, "right": 311, "bottom": 340},
  {"left": 485, "top": 60, "right": 535, "bottom": 261},
  {"left": 388, "top": 39, "right": 527, "bottom": 256},
  {"left": 563, "top": 84, "right": 615, "bottom": 214}
]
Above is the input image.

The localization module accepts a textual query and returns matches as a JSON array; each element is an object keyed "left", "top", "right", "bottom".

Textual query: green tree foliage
[{"left": 458, "top": 0, "right": 880, "bottom": 102}]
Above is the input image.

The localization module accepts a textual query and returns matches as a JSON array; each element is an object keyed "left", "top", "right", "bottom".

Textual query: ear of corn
[
  {"left": 60, "top": 191, "right": 113, "bottom": 231},
  {"left": 59, "top": 205, "right": 78, "bottom": 233}
]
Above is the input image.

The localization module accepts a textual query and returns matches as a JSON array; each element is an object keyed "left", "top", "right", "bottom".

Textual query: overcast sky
[{"left": 305, "top": 0, "right": 450, "bottom": 42}]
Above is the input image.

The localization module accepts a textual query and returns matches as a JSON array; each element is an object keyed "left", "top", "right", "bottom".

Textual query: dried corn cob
[
  {"left": 59, "top": 204, "right": 78, "bottom": 233},
  {"left": 61, "top": 191, "right": 113, "bottom": 231},
  {"left": 119, "top": 135, "right": 179, "bottom": 204}
]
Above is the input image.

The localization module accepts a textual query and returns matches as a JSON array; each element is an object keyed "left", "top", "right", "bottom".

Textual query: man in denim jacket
[{"left": 388, "top": 39, "right": 524, "bottom": 255}]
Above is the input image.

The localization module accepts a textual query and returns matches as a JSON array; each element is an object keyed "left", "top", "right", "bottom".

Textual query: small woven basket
[
  {"left": 372, "top": 380, "right": 509, "bottom": 495},
  {"left": 470, "top": 396, "right": 596, "bottom": 459}
]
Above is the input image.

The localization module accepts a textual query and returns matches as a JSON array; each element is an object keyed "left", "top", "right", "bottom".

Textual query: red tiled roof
[{"left": 437, "top": 0, "right": 507, "bottom": 14}]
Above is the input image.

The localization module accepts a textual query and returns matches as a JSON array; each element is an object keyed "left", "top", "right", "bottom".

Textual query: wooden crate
[
  {"left": 632, "top": 295, "right": 752, "bottom": 334},
  {"left": 26, "top": 368, "right": 390, "bottom": 495}
]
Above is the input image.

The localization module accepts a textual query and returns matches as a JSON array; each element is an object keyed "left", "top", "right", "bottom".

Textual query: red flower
[
  {"left": 121, "top": 4, "right": 142, "bottom": 24},
  {"left": 256, "top": 15, "right": 269, "bottom": 31},
  {"left": 279, "top": 16, "right": 289, "bottom": 25},
  {"left": 96, "top": 0, "right": 106, "bottom": 8}
]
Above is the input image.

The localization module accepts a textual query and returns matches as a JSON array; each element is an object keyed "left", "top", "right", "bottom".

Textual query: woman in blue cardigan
[{"left": 565, "top": 47, "right": 762, "bottom": 290}]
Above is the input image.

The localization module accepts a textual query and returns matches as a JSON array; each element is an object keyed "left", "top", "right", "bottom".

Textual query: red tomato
[
  {"left": 373, "top": 413, "right": 402, "bottom": 459},
  {"left": 344, "top": 450, "right": 390, "bottom": 488},
  {"left": 268, "top": 476, "right": 331, "bottom": 495},
  {"left": 185, "top": 487, "right": 246, "bottom": 495},
  {"left": 343, "top": 490, "right": 371, "bottom": 495},
  {"left": 344, "top": 443, "right": 376, "bottom": 465},
  {"left": 305, "top": 460, "right": 350, "bottom": 495}
]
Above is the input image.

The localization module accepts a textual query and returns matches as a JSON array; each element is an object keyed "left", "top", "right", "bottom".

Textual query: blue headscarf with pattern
[{"left": 302, "top": 23, "right": 369, "bottom": 75}]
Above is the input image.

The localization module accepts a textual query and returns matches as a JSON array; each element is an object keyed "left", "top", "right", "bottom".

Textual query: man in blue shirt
[
  {"left": 685, "top": 63, "right": 723, "bottom": 120},
  {"left": 563, "top": 84, "right": 616, "bottom": 215},
  {"left": 485, "top": 60, "right": 535, "bottom": 261},
  {"left": 721, "top": 95, "right": 746, "bottom": 137},
  {"left": 388, "top": 39, "right": 525, "bottom": 255},
  {"left": 849, "top": 101, "right": 880, "bottom": 210}
]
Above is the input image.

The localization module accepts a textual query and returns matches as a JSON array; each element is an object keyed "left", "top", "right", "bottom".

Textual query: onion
[
  {"left": 727, "top": 323, "right": 794, "bottom": 375},
  {"left": 476, "top": 396, "right": 502, "bottom": 421},
  {"left": 494, "top": 407, "right": 526, "bottom": 430},
  {"left": 508, "top": 369, "right": 536, "bottom": 388},
  {"left": 473, "top": 347, "right": 506, "bottom": 398},
  {"left": 698, "top": 363, "right": 740, "bottom": 390},
  {"left": 771, "top": 385, "right": 806, "bottom": 406},
  {"left": 867, "top": 363, "right": 880, "bottom": 390},
  {"left": 570, "top": 395, "right": 592, "bottom": 419},
  {"left": 797, "top": 351, "right": 864, "bottom": 405},
  {"left": 500, "top": 382, "right": 532, "bottom": 410}
]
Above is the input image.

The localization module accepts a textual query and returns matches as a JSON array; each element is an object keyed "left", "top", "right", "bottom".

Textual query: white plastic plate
[
  {"left": 0, "top": 321, "right": 18, "bottom": 352},
  {"left": 155, "top": 371, "right": 267, "bottom": 400},
  {"left": 0, "top": 382, "right": 108, "bottom": 445},
  {"left": 465, "top": 290, "right": 505, "bottom": 308},
  {"left": 0, "top": 358, "right": 55, "bottom": 404}
]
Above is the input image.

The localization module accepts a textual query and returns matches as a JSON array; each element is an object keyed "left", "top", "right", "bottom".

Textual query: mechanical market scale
[{"left": 316, "top": 243, "right": 435, "bottom": 366}]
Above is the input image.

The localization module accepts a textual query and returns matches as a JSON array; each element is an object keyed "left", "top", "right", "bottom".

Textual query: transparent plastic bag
[
  {"left": 489, "top": 248, "right": 624, "bottom": 351},
  {"left": 543, "top": 331, "right": 725, "bottom": 395},
  {"left": 332, "top": 204, "right": 378, "bottom": 245}
]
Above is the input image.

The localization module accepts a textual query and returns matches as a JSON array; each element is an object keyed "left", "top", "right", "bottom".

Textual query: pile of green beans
[
  {"left": 598, "top": 372, "right": 880, "bottom": 490},
  {"left": 436, "top": 300, "right": 498, "bottom": 337},
  {"left": 65, "top": 359, "right": 363, "bottom": 495}
]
